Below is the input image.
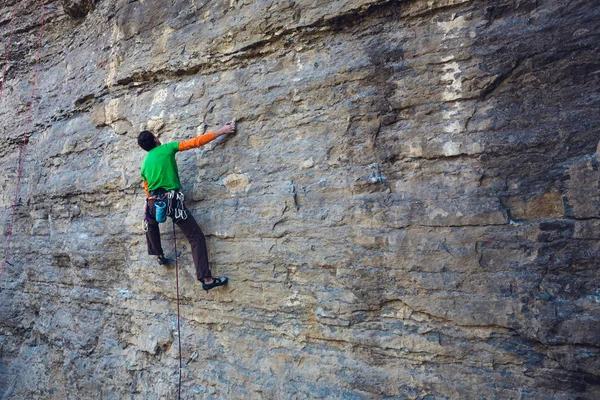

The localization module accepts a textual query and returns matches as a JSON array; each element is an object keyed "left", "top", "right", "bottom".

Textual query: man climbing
[{"left": 138, "top": 124, "right": 235, "bottom": 291}]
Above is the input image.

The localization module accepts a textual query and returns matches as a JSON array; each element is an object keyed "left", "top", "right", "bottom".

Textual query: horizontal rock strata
[{"left": 0, "top": 0, "right": 599, "bottom": 398}]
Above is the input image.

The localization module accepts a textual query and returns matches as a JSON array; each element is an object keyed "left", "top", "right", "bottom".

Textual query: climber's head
[{"left": 138, "top": 130, "right": 161, "bottom": 151}]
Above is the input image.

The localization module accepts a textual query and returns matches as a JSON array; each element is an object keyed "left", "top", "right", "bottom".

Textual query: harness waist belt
[{"left": 150, "top": 188, "right": 169, "bottom": 196}]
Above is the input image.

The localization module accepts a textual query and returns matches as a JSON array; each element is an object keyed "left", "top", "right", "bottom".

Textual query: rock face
[
  {"left": 0, "top": 0, "right": 599, "bottom": 398},
  {"left": 61, "top": 0, "right": 96, "bottom": 19}
]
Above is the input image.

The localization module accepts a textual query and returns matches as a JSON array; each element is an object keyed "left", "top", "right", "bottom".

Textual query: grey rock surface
[
  {"left": 61, "top": 0, "right": 96, "bottom": 19},
  {"left": 0, "top": 0, "right": 599, "bottom": 398}
]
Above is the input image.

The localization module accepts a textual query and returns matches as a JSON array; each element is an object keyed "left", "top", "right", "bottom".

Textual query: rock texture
[
  {"left": 0, "top": 0, "right": 599, "bottom": 398},
  {"left": 61, "top": 0, "right": 97, "bottom": 19}
]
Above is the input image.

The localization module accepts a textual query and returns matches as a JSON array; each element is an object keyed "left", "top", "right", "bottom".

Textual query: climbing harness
[
  {"left": 1, "top": 0, "right": 46, "bottom": 281},
  {"left": 144, "top": 190, "right": 188, "bottom": 231}
]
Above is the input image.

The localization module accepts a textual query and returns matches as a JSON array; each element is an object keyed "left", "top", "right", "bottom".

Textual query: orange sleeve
[
  {"left": 143, "top": 180, "right": 149, "bottom": 197},
  {"left": 178, "top": 132, "right": 216, "bottom": 151}
]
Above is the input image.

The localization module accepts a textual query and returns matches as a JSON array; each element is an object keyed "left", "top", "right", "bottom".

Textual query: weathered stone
[
  {"left": 222, "top": 173, "right": 250, "bottom": 194},
  {"left": 61, "top": 0, "right": 96, "bottom": 19},
  {"left": 0, "top": 0, "right": 599, "bottom": 399},
  {"left": 89, "top": 104, "right": 106, "bottom": 127}
]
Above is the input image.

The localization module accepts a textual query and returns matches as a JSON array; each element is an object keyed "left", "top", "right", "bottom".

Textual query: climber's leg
[
  {"left": 146, "top": 199, "right": 165, "bottom": 257},
  {"left": 175, "top": 210, "right": 211, "bottom": 281}
]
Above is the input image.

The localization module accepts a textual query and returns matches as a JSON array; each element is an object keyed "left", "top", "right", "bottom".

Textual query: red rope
[
  {"left": 0, "top": 0, "right": 22, "bottom": 99},
  {"left": 172, "top": 221, "right": 183, "bottom": 399},
  {"left": 1, "top": 0, "right": 46, "bottom": 281}
]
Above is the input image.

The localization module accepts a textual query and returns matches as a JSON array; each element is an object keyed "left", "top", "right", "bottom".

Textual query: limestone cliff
[{"left": 0, "top": 0, "right": 599, "bottom": 398}]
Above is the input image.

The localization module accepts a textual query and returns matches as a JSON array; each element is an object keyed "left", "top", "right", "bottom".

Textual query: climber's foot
[
  {"left": 201, "top": 277, "right": 228, "bottom": 292},
  {"left": 157, "top": 255, "right": 170, "bottom": 266}
]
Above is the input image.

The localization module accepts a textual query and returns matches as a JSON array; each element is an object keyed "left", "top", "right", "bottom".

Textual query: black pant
[{"left": 146, "top": 198, "right": 212, "bottom": 281}]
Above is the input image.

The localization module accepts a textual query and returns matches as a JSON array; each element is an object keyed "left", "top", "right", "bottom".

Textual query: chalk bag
[{"left": 155, "top": 200, "right": 167, "bottom": 223}]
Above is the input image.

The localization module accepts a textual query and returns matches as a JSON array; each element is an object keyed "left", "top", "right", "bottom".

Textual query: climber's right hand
[{"left": 216, "top": 123, "right": 236, "bottom": 137}]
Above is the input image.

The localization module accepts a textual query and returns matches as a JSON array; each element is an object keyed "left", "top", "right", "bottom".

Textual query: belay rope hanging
[
  {"left": 143, "top": 189, "right": 187, "bottom": 398},
  {"left": 172, "top": 220, "right": 183, "bottom": 399},
  {"left": 1, "top": 0, "right": 46, "bottom": 280}
]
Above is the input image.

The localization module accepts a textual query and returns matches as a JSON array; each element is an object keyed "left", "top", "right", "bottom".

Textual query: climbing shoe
[
  {"left": 157, "top": 255, "right": 170, "bottom": 266},
  {"left": 201, "top": 277, "right": 228, "bottom": 292}
]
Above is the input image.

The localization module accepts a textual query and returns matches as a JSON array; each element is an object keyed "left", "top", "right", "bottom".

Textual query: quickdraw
[{"left": 167, "top": 191, "right": 188, "bottom": 220}]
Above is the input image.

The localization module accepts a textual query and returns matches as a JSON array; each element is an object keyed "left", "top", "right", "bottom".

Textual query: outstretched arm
[{"left": 178, "top": 124, "right": 236, "bottom": 151}]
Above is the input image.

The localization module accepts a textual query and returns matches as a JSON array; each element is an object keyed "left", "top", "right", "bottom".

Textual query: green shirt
[{"left": 140, "top": 142, "right": 181, "bottom": 192}]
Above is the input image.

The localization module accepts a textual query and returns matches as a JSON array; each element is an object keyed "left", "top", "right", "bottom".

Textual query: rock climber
[{"left": 138, "top": 124, "right": 235, "bottom": 291}]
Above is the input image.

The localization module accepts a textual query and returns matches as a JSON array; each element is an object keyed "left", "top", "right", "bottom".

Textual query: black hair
[{"left": 138, "top": 130, "right": 157, "bottom": 151}]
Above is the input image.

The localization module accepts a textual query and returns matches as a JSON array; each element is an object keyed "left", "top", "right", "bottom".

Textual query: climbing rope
[
  {"left": 1, "top": 0, "right": 46, "bottom": 281},
  {"left": 172, "top": 221, "right": 183, "bottom": 399},
  {"left": 0, "top": 0, "right": 22, "bottom": 99}
]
